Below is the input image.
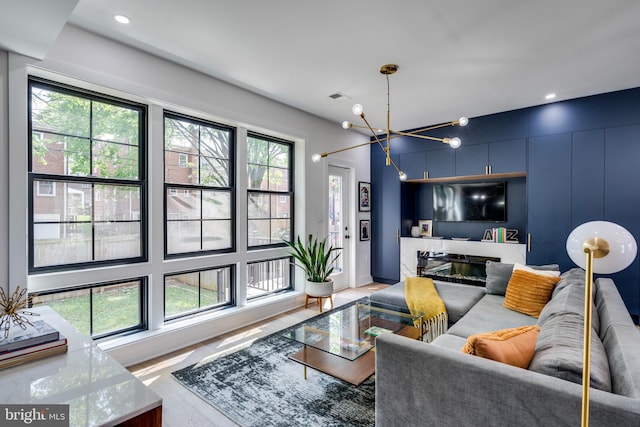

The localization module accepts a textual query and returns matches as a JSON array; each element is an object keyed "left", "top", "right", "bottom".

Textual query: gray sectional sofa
[{"left": 370, "top": 269, "right": 640, "bottom": 426}]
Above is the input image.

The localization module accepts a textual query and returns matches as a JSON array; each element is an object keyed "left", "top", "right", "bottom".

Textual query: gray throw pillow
[
  {"left": 485, "top": 261, "right": 560, "bottom": 296},
  {"left": 530, "top": 311, "right": 611, "bottom": 392},
  {"left": 538, "top": 283, "right": 600, "bottom": 335}
]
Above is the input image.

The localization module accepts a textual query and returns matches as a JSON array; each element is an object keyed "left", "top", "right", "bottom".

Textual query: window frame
[
  {"left": 163, "top": 111, "right": 236, "bottom": 259},
  {"left": 27, "top": 77, "right": 148, "bottom": 274},
  {"left": 29, "top": 277, "right": 148, "bottom": 340},
  {"left": 247, "top": 132, "right": 294, "bottom": 250}
]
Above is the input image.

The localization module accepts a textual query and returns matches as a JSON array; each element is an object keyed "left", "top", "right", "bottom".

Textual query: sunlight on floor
[{"left": 141, "top": 374, "right": 161, "bottom": 386}]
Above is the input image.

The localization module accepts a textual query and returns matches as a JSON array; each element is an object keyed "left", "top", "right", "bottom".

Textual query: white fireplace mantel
[{"left": 400, "top": 237, "right": 527, "bottom": 282}]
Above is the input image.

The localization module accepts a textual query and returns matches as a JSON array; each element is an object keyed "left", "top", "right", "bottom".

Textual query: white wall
[
  {"left": 4, "top": 25, "right": 372, "bottom": 365},
  {"left": 0, "top": 50, "right": 8, "bottom": 291}
]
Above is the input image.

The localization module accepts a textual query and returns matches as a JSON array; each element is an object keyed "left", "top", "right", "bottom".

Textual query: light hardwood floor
[{"left": 128, "top": 283, "right": 388, "bottom": 427}]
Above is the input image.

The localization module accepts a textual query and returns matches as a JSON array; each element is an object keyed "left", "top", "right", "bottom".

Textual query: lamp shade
[{"left": 566, "top": 221, "right": 637, "bottom": 274}]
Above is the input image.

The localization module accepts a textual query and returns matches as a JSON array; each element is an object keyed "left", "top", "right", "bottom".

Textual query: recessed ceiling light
[
  {"left": 545, "top": 93, "right": 556, "bottom": 100},
  {"left": 114, "top": 14, "right": 131, "bottom": 24}
]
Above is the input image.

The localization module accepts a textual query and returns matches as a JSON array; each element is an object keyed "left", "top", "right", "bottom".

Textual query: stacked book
[
  {"left": 0, "top": 320, "right": 67, "bottom": 369},
  {"left": 483, "top": 227, "right": 518, "bottom": 243}
]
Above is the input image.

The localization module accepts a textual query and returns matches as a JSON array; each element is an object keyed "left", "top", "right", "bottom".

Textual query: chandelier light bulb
[
  {"left": 352, "top": 104, "right": 364, "bottom": 116},
  {"left": 341, "top": 121, "right": 351, "bottom": 129},
  {"left": 449, "top": 137, "right": 462, "bottom": 148},
  {"left": 399, "top": 171, "right": 407, "bottom": 181},
  {"left": 458, "top": 117, "right": 469, "bottom": 126},
  {"left": 311, "top": 153, "right": 322, "bottom": 163}
]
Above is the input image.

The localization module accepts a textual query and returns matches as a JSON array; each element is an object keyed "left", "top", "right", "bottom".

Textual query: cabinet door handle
[
  {"left": 396, "top": 229, "right": 400, "bottom": 244},
  {"left": 423, "top": 170, "right": 429, "bottom": 180},
  {"left": 527, "top": 233, "right": 531, "bottom": 252}
]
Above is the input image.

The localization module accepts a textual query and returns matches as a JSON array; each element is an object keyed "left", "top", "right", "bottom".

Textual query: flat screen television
[{"left": 433, "top": 181, "right": 506, "bottom": 222}]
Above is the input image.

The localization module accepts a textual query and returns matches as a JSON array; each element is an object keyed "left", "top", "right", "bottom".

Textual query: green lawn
[{"left": 44, "top": 282, "right": 220, "bottom": 336}]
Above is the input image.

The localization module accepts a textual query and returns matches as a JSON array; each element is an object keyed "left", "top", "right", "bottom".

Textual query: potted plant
[{"left": 283, "top": 234, "right": 342, "bottom": 298}]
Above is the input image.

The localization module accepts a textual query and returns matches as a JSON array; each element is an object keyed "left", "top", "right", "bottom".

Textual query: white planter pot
[{"left": 305, "top": 279, "right": 334, "bottom": 297}]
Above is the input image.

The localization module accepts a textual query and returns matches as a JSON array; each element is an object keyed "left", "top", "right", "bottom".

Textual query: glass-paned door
[{"left": 328, "top": 165, "right": 351, "bottom": 290}]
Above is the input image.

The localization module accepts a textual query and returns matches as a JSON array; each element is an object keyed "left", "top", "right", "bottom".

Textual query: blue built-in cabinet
[
  {"left": 370, "top": 144, "right": 401, "bottom": 283},
  {"left": 371, "top": 87, "right": 640, "bottom": 320},
  {"left": 526, "top": 133, "right": 572, "bottom": 267},
  {"left": 399, "top": 147, "right": 455, "bottom": 180}
]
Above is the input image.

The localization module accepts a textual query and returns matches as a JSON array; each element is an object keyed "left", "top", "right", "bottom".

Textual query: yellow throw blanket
[{"left": 405, "top": 277, "right": 448, "bottom": 342}]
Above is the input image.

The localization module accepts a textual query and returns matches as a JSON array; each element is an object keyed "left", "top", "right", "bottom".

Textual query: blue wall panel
[
  {"left": 604, "top": 125, "right": 640, "bottom": 315},
  {"left": 571, "top": 129, "right": 605, "bottom": 226}
]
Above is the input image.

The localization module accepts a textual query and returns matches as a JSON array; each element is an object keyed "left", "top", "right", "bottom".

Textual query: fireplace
[{"left": 417, "top": 251, "right": 500, "bottom": 286}]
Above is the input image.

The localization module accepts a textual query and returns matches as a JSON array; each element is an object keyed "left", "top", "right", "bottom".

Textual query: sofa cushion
[
  {"left": 369, "top": 280, "right": 484, "bottom": 325},
  {"left": 538, "top": 282, "right": 600, "bottom": 335},
  {"left": 447, "top": 294, "right": 537, "bottom": 338},
  {"left": 461, "top": 325, "right": 540, "bottom": 368},
  {"left": 529, "top": 311, "right": 611, "bottom": 392},
  {"left": 430, "top": 333, "right": 468, "bottom": 351},
  {"left": 485, "top": 261, "right": 560, "bottom": 296},
  {"left": 595, "top": 278, "right": 640, "bottom": 398},
  {"left": 595, "top": 278, "right": 637, "bottom": 339},
  {"left": 503, "top": 270, "right": 560, "bottom": 318},
  {"left": 552, "top": 267, "right": 586, "bottom": 298}
]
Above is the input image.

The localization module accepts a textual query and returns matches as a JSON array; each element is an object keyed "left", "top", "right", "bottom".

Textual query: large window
[
  {"left": 247, "top": 134, "right": 293, "bottom": 247},
  {"left": 164, "top": 113, "right": 235, "bottom": 256},
  {"left": 164, "top": 266, "right": 233, "bottom": 320},
  {"left": 28, "top": 79, "right": 146, "bottom": 272},
  {"left": 30, "top": 279, "right": 147, "bottom": 339}
]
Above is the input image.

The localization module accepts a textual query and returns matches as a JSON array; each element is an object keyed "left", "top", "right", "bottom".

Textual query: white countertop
[{"left": 0, "top": 306, "right": 162, "bottom": 426}]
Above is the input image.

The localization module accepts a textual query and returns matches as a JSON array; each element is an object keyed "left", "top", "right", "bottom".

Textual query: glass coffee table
[{"left": 283, "top": 302, "right": 423, "bottom": 386}]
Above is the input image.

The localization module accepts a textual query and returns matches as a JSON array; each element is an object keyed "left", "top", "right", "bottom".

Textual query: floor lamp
[{"left": 566, "top": 221, "right": 637, "bottom": 427}]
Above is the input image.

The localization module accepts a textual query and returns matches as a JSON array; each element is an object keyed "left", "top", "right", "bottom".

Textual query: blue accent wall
[{"left": 375, "top": 87, "right": 640, "bottom": 320}]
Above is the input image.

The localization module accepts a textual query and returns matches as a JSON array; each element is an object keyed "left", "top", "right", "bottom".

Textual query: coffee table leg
[{"left": 303, "top": 345, "right": 307, "bottom": 379}]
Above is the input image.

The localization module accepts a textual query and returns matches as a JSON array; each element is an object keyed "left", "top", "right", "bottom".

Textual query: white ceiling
[{"left": 3, "top": 0, "right": 640, "bottom": 132}]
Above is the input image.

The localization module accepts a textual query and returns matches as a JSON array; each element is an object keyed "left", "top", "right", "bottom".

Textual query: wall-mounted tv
[{"left": 433, "top": 181, "right": 506, "bottom": 222}]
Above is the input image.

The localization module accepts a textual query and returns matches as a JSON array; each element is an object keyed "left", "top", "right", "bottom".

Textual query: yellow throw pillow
[
  {"left": 461, "top": 325, "right": 541, "bottom": 368},
  {"left": 503, "top": 269, "right": 561, "bottom": 318}
]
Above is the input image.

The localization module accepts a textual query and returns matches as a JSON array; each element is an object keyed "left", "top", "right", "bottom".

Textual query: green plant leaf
[{"left": 283, "top": 234, "right": 342, "bottom": 282}]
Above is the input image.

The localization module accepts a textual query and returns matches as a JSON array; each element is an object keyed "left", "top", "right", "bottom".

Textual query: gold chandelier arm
[
  {"left": 347, "top": 123, "right": 382, "bottom": 132},
  {"left": 347, "top": 125, "right": 452, "bottom": 144},
  {"left": 408, "top": 120, "right": 461, "bottom": 134},
  {"left": 360, "top": 113, "right": 398, "bottom": 162},
  {"left": 318, "top": 139, "right": 378, "bottom": 158},
  {"left": 387, "top": 130, "right": 449, "bottom": 143},
  {"left": 386, "top": 152, "right": 403, "bottom": 175},
  {"left": 362, "top": 119, "right": 404, "bottom": 176}
]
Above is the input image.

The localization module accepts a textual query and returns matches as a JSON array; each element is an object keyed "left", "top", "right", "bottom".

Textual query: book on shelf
[
  {"left": 364, "top": 326, "right": 394, "bottom": 337},
  {"left": 0, "top": 342, "right": 68, "bottom": 370},
  {"left": 0, "top": 319, "right": 60, "bottom": 354}
]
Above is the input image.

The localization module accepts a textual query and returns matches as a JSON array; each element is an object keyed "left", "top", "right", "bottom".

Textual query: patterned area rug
[{"left": 172, "top": 299, "right": 374, "bottom": 427}]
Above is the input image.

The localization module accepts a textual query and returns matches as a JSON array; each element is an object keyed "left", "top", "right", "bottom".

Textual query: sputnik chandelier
[{"left": 312, "top": 64, "right": 469, "bottom": 180}]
